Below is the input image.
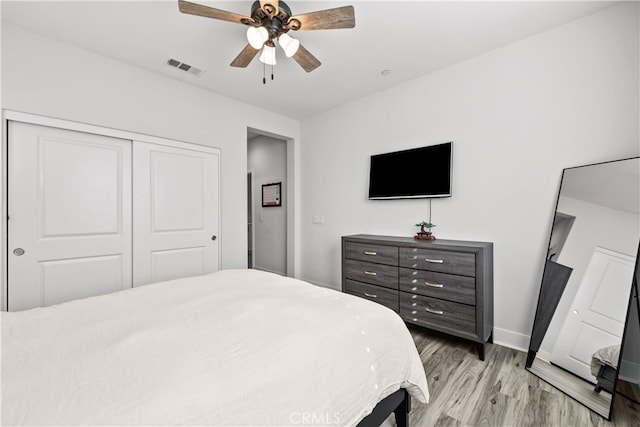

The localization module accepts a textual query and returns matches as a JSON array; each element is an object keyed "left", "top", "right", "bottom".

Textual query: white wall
[
  {"left": 248, "top": 135, "right": 287, "bottom": 275},
  {"left": 299, "top": 3, "right": 639, "bottom": 350},
  {"left": 1, "top": 24, "right": 301, "bottom": 278},
  {"left": 540, "top": 196, "right": 639, "bottom": 356}
]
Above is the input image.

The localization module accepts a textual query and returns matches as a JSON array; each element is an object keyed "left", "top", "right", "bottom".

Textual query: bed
[
  {"left": 591, "top": 344, "right": 620, "bottom": 394},
  {"left": 1, "top": 269, "right": 429, "bottom": 425}
]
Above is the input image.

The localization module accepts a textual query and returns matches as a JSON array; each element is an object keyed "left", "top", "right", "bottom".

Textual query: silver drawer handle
[
  {"left": 364, "top": 271, "right": 377, "bottom": 276},
  {"left": 411, "top": 286, "right": 418, "bottom": 291},
  {"left": 425, "top": 282, "right": 444, "bottom": 288},
  {"left": 425, "top": 258, "right": 444, "bottom": 264},
  {"left": 425, "top": 307, "right": 444, "bottom": 315},
  {"left": 364, "top": 251, "right": 377, "bottom": 256},
  {"left": 364, "top": 292, "right": 377, "bottom": 298}
]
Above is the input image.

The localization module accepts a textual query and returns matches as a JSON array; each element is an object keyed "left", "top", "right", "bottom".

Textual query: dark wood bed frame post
[
  {"left": 357, "top": 389, "right": 410, "bottom": 427},
  {"left": 393, "top": 389, "right": 410, "bottom": 427}
]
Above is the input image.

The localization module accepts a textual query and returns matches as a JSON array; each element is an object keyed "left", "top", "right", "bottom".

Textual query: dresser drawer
[
  {"left": 344, "top": 279, "right": 398, "bottom": 312},
  {"left": 344, "top": 242, "right": 398, "bottom": 266},
  {"left": 399, "top": 247, "right": 475, "bottom": 277},
  {"left": 400, "top": 293, "right": 476, "bottom": 335},
  {"left": 399, "top": 268, "right": 475, "bottom": 305},
  {"left": 344, "top": 259, "right": 398, "bottom": 289}
]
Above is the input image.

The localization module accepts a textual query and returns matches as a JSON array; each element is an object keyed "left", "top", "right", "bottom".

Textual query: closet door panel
[
  {"left": 39, "top": 254, "right": 124, "bottom": 306},
  {"left": 151, "top": 151, "right": 205, "bottom": 232},
  {"left": 151, "top": 247, "right": 206, "bottom": 284},
  {"left": 133, "top": 141, "right": 220, "bottom": 286},
  {"left": 8, "top": 122, "right": 132, "bottom": 311}
]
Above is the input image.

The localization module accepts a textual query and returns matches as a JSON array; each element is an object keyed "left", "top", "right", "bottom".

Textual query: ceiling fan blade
[
  {"left": 288, "top": 6, "right": 355, "bottom": 31},
  {"left": 230, "top": 44, "right": 260, "bottom": 68},
  {"left": 260, "top": 0, "right": 279, "bottom": 18},
  {"left": 178, "top": 0, "right": 253, "bottom": 25},
  {"left": 292, "top": 44, "right": 321, "bottom": 73}
]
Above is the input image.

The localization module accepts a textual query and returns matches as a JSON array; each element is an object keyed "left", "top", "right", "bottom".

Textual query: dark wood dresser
[{"left": 342, "top": 234, "right": 494, "bottom": 360}]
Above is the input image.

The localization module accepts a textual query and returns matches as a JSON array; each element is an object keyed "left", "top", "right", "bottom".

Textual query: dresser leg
[{"left": 476, "top": 342, "right": 487, "bottom": 361}]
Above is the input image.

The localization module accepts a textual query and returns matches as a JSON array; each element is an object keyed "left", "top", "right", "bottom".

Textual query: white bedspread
[
  {"left": 1, "top": 269, "right": 429, "bottom": 426},
  {"left": 590, "top": 344, "right": 620, "bottom": 377}
]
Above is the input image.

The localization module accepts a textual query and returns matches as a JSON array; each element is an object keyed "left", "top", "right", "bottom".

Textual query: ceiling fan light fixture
[
  {"left": 247, "top": 26, "right": 269, "bottom": 49},
  {"left": 178, "top": 0, "right": 356, "bottom": 74},
  {"left": 278, "top": 33, "right": 300, "bottom": 57},
  {"left": 259, "top": 44, "right": 277, "bottom": 65}
]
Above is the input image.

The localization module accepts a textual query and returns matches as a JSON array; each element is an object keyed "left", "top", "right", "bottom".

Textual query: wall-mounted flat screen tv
[{"left": 368, "top": 142, "right": 452, "bottom": 199}]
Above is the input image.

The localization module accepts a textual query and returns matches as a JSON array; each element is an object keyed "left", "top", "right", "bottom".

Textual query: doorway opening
[
  {"left": 247, "top": 130, "right": 288, "bottom": 276},
  {"left": 247, "top": 171, "right": 254, "bottom": 269}
]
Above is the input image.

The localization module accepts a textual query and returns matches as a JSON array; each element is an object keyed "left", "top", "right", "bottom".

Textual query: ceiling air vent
[{"left": 166, "top": 58, "right": 205, "bottom": 77}]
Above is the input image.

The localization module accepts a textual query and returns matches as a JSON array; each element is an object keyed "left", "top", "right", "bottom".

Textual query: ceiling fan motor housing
[{"left": 246, "top": 1, "right": 296, "bottom": 40}]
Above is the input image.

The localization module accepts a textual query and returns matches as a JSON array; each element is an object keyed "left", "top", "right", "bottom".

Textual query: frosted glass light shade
[
  {"left": 278, "top": 33, "right": 299, "bottom": 57},
  {"left": 259, "top": 44, "right": 277, "bottom": 65},
  {"left": 247, "top": 26, "right": 269, "bottom": 49}
]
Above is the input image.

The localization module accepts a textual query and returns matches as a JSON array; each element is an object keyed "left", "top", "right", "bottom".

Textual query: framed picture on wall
[{"left": 262, "top": 182, "right": 281, "bottom": 207}]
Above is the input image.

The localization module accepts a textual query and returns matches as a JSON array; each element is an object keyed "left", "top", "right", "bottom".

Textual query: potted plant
[{"left": 415, "top": 221, "right": 437, "bottom": 240}]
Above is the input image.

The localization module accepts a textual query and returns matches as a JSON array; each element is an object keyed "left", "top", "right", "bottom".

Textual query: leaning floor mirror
[{"left": 526, "top": 156, "right": 640, "bottom": 420}]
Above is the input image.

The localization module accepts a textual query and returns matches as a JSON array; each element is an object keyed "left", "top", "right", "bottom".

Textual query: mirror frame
[
  {"left": 526, "top": 156, "right": 640, "bottom": 420},
  {"left": 611, "top": 242, "right": 640, "bottom": 416}
]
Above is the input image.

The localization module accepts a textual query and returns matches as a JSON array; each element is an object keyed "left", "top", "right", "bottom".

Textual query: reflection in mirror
[
  {"left": 527, "top": 157, "right": 640, "bottom": 420},
  {"left": 616, "top": 266, "right": 640, "bottom": 409}
]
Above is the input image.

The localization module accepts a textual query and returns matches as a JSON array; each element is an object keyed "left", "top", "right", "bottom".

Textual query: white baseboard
[
  {"left": 492, "top": 327, "right": 531, "bottom": 353},
  {"left": 537, "top": 349, "right": 552, "bottom": 363}
]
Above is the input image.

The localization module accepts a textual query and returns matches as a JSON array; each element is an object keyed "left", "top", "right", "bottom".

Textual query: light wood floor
[
  {"left": 407, "top": 326, "right": 640, "bottom": 427},
  {"left": 527, "top": 358, "right": 611, "bottom": 418}
]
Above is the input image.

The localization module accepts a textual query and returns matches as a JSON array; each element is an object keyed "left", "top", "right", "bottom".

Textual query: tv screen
[{"left": 368, "top": 142, "right": 452, "bottom": 199}]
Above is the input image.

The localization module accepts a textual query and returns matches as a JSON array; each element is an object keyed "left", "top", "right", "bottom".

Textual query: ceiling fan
[{"left": 177, "top": 0, "right": 355, "bottom": 75}]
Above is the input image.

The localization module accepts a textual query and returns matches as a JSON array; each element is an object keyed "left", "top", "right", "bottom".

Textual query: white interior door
[
  {"left": 8, "top": 122, "right": 132, "bottom": 311},
  {"left": 133, "top": 141, "right": 219, "bottom": 286},
  {"left": 551, "top": 246, "right": 635, "bottom": 381}
]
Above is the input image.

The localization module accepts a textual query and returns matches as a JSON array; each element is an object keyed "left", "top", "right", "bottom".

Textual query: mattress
[{"left": 1, "top": 269, "right": 429, "bottom": 425}]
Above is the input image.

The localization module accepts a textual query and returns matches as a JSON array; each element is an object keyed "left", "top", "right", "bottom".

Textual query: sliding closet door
[
  {"left": 8, "top": 122, "right": 132, "bottom": 311},
  {"left": 133, "top": 141, "right": 219, "bottom": 286}
]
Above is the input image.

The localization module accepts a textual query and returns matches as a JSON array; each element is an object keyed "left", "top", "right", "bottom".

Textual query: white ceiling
[{"left": 2, "top": 1, "right": 619, "bottom": 120}]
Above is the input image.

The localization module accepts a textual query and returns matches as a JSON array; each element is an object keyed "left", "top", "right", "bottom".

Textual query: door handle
[
  {"left": 211, "top": 235, "right": 217, "bottom": 241},
  {"left": 13, "top": 248, "right": 25, "bottom": 256}
]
